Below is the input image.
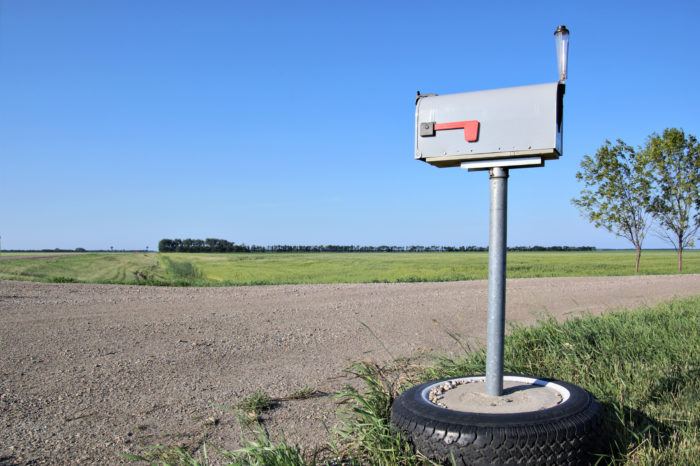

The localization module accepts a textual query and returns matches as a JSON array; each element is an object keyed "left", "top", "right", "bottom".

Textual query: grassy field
[
  {"left": 0, "top": 252, "right": 81, "bottom": 257},
  {"left": 0, "top": 252, "right": 168, "bottom": 283},
  {"left": 1, "top": 251, "right": 699, "bottom": 285},
  {"left": 164, "top": 250, "right": 700, "bottom": 285}
]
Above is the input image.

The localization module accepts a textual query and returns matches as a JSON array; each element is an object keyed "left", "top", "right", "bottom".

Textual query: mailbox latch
[{"left": 420, "top": 122, "right": 435, "bottom": 137}]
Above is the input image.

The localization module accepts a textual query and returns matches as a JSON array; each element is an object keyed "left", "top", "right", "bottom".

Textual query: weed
[
  {"left": 288, "top": 386, "right": 314, "bottom": 400},
  {"left": 239, "top": 390, "right": 272, "bottom": 413},
  {"left": 121, "top": 439, "right": 207, "bottom": 465},
  {"left": 228, "top": 390, "right": 274, "bottom": 421},
  {"left": 229, "top": 407, "right": 334, "bottom": 466},
  {"left": 331, "top": 360, "right": 427, "bottom": 466},
  {"left": 226, "top": 416, "right": 328, "bottom": 466}
]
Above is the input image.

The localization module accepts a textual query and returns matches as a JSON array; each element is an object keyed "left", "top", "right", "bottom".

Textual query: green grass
[
  {"left": 238, "top": 390, "right": 273, "bottom": 414},
  {"left": 0, "top": 252, "right": 80, "bottom": 257},
  {"left": 161, "top": 256, "right": 203, "bottom": 281},
  {"left": 420, "top": 295, "right": 700, "bottom": 464},
  {"left": 288, "top": 386, "right": 314, "bottom": 400},
  {"left": 2, "top": 251, "right": 699, "bottom": 286},
  {"left": 163, "top": 251, "right": 700, "bottom": 286},
  {"left": 123, "top": 295, "right": 700, "bottom": 465},
  {"left": 0, "top": 252, "right": 168, "bottom": 284}
]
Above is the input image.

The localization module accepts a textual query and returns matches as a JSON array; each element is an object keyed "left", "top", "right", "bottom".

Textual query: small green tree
[
  {"left": 572, "top": 139, "right": 652, "bottom": 273},
  {"left": 643, "top": 128, "right": 700, "bottom": 271}
]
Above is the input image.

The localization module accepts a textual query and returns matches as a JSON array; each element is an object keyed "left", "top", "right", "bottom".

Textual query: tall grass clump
[
  {"left": 331, "top": 360, "right": 429, "bottom": 466},
  {"left": 162, "top": 257, "right": 202, "bottom": 281},
  {"left": 123, "top": 411, "right": 333, "bottom": 466}
]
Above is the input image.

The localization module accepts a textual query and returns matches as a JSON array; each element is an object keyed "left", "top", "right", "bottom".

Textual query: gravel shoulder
[{"left": 1, "top": 274, "right": 699, "bottom": 465}]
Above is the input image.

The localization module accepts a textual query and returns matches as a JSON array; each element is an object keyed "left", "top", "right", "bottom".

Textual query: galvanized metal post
[{"left": 485, "top": 167, "right": 508, "bottom": 396}]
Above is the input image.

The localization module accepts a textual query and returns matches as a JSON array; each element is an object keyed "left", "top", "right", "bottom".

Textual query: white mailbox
[{"left": 415, "top": 82, "right": 564, "bottom": 169}]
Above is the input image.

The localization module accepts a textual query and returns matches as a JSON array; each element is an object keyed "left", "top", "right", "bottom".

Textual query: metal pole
[{"left": 485, "top": 167, "right": 508, "bottom": 396}]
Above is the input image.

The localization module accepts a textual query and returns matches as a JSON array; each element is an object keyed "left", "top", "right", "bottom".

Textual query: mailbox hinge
[{"left": 416, "top": 91, "right": 437, "bottom": 105}]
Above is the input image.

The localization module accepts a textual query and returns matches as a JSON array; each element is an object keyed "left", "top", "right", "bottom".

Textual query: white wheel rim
[{"left": 420, "top": 375, "right": 571, "bottom": 406}]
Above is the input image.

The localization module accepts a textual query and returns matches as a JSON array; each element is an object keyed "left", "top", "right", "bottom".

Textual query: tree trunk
[
  {"left": 678, "top": 247, "right": 683, "bottom": 272},
  {"left": 635, "top": 248, "right": 641, "bottom": 274}
]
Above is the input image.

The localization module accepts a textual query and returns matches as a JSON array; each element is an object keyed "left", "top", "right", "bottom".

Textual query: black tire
[{"left": 391, "top": 374, "right": 604, "bottom": 466}]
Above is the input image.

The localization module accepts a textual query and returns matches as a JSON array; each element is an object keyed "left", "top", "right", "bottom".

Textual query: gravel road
[{"left": 1, "top": 275, "right": 699, "bottom": 465}]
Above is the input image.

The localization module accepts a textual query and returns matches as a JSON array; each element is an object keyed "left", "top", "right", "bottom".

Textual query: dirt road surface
[{"left": 1, "top": 275, "right": 699, "bottom": 465}]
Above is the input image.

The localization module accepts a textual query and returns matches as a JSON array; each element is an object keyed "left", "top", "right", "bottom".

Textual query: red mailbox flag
[{"left": 435, "top": 120, "right": 479, "bottom": 142}]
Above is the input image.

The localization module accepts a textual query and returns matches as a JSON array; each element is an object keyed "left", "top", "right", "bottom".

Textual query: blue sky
[{"left": 2, "top": 0, "right": 699, "bottom": 250}]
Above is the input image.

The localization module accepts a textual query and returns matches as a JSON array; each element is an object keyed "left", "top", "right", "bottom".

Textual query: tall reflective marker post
[{"left": 414, "top": 26, "right": 569, "bottom": 396}]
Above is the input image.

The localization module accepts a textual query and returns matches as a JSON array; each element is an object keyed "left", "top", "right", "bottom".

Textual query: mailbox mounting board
[{"left": 415, "top": 82, "right": 564, "bottom": 168}]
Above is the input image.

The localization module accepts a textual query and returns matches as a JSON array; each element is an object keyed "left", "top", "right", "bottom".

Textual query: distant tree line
[
  {"left": 158, "top": 238, "right": 243, "bottom": 253},
  {"left": 157, "top": 239, "right": 596, "bottom": 253},
  {"left": 508, "top": 246, "right": 597, "bottom": 252}
]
